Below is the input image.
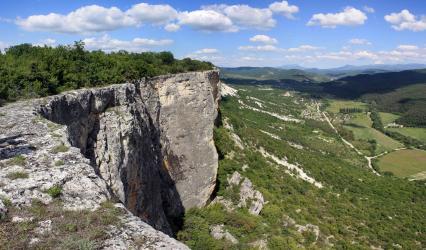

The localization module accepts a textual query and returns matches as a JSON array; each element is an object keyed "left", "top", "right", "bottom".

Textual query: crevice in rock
[{"left": 37, "top": 85, "right": 184, "bottom": 236}]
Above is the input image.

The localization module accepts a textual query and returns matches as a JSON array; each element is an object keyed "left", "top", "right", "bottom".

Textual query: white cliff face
[
  {"left": 146, "top": 71, "right": 220, "bottom": 209},
  {"left": 0, "top": 70, "right": 220, "bottom": 248}
]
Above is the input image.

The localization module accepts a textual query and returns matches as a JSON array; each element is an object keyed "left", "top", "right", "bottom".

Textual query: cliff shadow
[{"left": 37, "top": 91, "right": 185, "bottom": 237}]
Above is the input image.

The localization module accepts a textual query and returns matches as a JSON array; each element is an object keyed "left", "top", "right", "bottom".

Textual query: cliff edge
[{"left": 0, "top": 70, "right": 220, "bottom": 249}]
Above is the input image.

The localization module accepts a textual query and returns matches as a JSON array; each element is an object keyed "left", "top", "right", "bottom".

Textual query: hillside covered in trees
[{"left": 0, "top": 42, "right": 213, "bottom": 103}]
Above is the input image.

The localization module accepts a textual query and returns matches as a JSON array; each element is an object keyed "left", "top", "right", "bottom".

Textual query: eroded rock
[
  {"left": 210, "top": 224, "right": 239, "bottom": 244},
  {"left": 0, "top": 70, "right": 220, "bottom": 248}
]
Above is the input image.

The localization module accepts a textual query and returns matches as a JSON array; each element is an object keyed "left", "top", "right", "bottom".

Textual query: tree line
[{"left": 0, "top": 42, "right": 213, "bottom": 104}]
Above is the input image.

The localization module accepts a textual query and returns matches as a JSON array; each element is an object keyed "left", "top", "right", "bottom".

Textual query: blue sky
[{"left": 1, "top": 0, "right": 425, "bottom": 68}]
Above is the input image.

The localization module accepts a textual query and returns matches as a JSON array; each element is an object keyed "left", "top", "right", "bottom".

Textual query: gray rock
[
  {"left": 210, "top": 224, "right": 239, "bottom": 244},
  {"left": 228, "top": 171, "right": 265, "bottom": 215},
  {"left": 249, "top": 239, "right": 269, "bottom": 250},
  {"left": 35, "top": 220, "right": 52, "bottom": 235},
  {"left": 103, "top": 204, "right": 189, "bottom": 250},
  {"left": 239, "top": 178, "right": 264, "bottom": 215},
  {"left": 145, "top": 71, "right": 220, "bottom": 209},
  {"left": 0, "top": 199, "right": 7, "bottom": 220},
  {"left": 0, "top": 70, "right": 220, "bottom": 248},
  {"left": 296, "top": 223, "right": 320, "bottom": 241}
]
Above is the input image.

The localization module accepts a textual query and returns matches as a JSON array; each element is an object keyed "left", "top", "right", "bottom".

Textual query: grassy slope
[
  {"left": 380, "top": 112, "right": 400, "bottom": 125},
  {"left": 389, "top": 128, "right": 426, "bottom": 144},
  {"left": 377, "top": 149, "right": 426, "bottom": 177},
  {"left": 178, "top": 85, "right": 426, "bottom": 249},
  {"left": 344, "top": 113, "right": 403, "bottom": 154}
]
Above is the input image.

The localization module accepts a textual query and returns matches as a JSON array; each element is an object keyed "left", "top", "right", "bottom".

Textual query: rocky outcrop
[
  {"left": 213, "top": 171, "right": 265, "bottom": 216},
  {"left": 0, "top": 70, "right": 220, "bottom": 248},
  {"left": 210, "top": 224, "right": 239, "bottom": 244},
  {"left": 142, "top": 71, "right": 220, "bottom": 209}
]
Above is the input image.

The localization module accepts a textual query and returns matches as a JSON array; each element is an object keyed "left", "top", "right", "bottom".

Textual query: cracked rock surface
[{"left": 0, "top": 70, "right": 220, "bottom": 248}]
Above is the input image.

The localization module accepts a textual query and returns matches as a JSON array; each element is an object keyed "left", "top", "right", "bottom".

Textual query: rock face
[
  {"left": 0, "top": 70, "right": 220, "bottom": 247},
  {"left": 213, "top": 171, "right": 265, "bottom": 215},
  {"left": 143, "top": 71, "right": 220, "bottom": 209}
]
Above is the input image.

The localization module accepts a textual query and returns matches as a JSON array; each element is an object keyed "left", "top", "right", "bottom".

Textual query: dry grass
[{"left": 0, "top": 199, "right": 122, "bottom": 249}]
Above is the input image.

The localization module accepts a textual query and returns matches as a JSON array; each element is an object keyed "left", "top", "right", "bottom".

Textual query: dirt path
[
  {"left": 315, "top": 102, "right": 380, "bottom": 175},
  {"left": 315, "top": 101, "right": 409, "bottom": 177}
]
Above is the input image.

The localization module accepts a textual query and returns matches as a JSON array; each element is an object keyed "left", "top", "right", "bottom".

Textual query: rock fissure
[{"left": 36, "top": 70, "right": 220, "bottom": 236}]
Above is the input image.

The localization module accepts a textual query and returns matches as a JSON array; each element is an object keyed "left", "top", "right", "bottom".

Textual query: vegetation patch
[
  {"left": 44, "top": 185, "right": 62, "bottom": 198},
  {"left": 178, "top": 85, "right": 426, "bottom": 249},
  {"left": 6, "top": 155, "right": 27, "bottom": 166},
  {"left": 377, "top": 149, "right": 426, "bottom": 178},
  {"left": 50, "top": 144, "right": 69, "bottom": 154},
  {"left": 6, "top": 171, "right": 29, "bottom": 180},
  {"left": 0, "top": 42, "right": 213, "bottom": 103},
  {"left": 0, "top": 200, "right": 122, "bottom": 249},
  {"left": 54, "top": 160, "right": 64, "bottom": 166}
]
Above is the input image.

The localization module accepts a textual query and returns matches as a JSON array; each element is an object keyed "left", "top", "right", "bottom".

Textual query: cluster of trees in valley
[{"left": 0, "top": 42, "right": 213, "bottom": 104}]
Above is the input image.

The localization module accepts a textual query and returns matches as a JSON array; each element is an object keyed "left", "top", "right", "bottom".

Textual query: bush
[
  {"left": 45, "top": 185, "right": 62, "bottom": 198},
  {"left": 51, "top": 144, "right": 69, "bottom": 154},
  {"left": 6, "top": 155, "right": 26, "bottom": 166},
  {"left": 6, "top": 171, "right": 29, "bottom": 180}
]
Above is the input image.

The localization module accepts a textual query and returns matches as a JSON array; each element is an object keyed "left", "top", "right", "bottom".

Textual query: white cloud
[
  {"left": 16, "top": 2, "right": 300, "bottom": 34},
  {"left": 126, "top": 3, "right": 177, "bottom": 25},
  {"left": 397, "top": 45, "right": 419, "bottom": 51},
  {"left": 307, "top": 7, "right": 367, "bottom": 28},
  {"left": 269, "top": 1, "right": 299, "bottom": 19},
  {"left": 164, "top": 23, "right": 180, "bottom": 32},
  {"left": 384, "top": 9, "right": 426, "bottom": 31},
  {"left": 194, "top": 48, "right": 219, "bottom": 54},
  {"left": 16, "top": 3, "right": 179, "bottom": 34},
  {"left": 249, "top": 35, "right": 278, "bottom": 44},
  {"left": 287, "top": 45, "right": 320, "bottom": 52},
  {"left": 34, "top": 38, "right": 57, "bottom": 47},
  {"left": 349, "top": 38, "right": 372, "bottom": 45},
  {"left": 0, "top": 41, "right": 8, "bottom": 51},
  {"left": 178, "top": 10, "right": 237, "bottom": 32},
  {"left": 82, "top": 35, "right": 173, "bottom": 52},
  {"left": 363, "top": 6, "right": 375, "bottom": 14},
  {"left": 17, "top": 5, "right": 136, "bottom": 33},
  {"left": 203, "top": 4, "right": 276, "bottom": 29},
  {"left": 238, "top": 45, "right": 280, "bottom": 52}
]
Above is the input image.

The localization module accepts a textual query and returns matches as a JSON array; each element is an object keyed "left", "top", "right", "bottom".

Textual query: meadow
[{"left": 377, "top": 149, "right": 426, "bottom": 178}]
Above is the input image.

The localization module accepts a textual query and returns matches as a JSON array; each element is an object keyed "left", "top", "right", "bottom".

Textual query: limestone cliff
[{"left": 0, "top": 70, "right": 220, "bottom": 248}]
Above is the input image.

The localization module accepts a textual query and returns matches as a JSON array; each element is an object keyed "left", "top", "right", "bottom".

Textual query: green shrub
[
  {"left": 6, "top": 171, "right": 29, "bottom": 180},
  {"left": 6, "top": 155, "right": 26, "bottom": 166},
  {"left": 54, "top": 160, "right": 65, "bottom": 166},
  {"left": 45, "top": 185, "right": 62, "bottom": 198},
  {"left": 51, "top": 144, "right": 69, "bottom": 154}
]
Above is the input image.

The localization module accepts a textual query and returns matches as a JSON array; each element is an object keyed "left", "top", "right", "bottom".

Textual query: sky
[{"left": 0, "top": 0, "right": 425, "bottom": 68}]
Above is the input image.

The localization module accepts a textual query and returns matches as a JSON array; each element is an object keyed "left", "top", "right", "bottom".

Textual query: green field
[
  {"left": 377, "top": 149, "right": 426, "bottom": 178},
  {"left": 380, "top": 112, "right": 400, "bottom": 125},
  {"left": 326, "top": 100, "right": 368, "bottom": 113},
  {"left": 388, "top": 127, "right": 426, "bottom": 144},
  {"left": 343, "top": 113, "right": 403, "bottom": 154}
]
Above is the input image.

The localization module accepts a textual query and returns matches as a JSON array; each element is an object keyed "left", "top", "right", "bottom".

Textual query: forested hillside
[
  {"left": 322, "top": 69, "right": 426, "bottom": 98},
  {"left": 221, "top": 67, "right": 330, "bottom": 83},
  {"left": 0, "top": 42, "right": 213, "bottom": 103}
]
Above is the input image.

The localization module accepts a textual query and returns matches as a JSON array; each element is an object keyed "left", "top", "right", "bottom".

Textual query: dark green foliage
[
  {"left": 0, "top": 42, "right": 213, "bottom": 103},
  {"left": 370, "top": 109, "right": 384, "bottom": 132},
  {"left": 323, "top": 69, "right": 426, "bottom": 98},
  {"left": 339, "top": 107, "right": 363, "bottom": 114},
  {"left": 385, "top": 130, "right": 426, "bottom": 150},
  {"left": 362, "top": 84, "right": 426, "bottom": 128}
]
